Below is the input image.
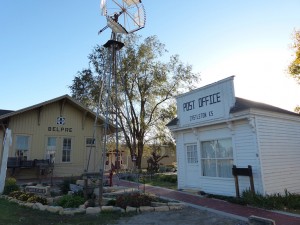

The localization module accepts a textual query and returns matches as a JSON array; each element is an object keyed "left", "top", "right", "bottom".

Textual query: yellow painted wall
[{"left": 4, "top": 100, "right": 104, "bottom": 179}]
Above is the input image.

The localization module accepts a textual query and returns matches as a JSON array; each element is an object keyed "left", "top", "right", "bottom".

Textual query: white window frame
[
  {"left": 62, "top": 138, "right": 72, "bottom": 163},
  {"left": 85, "top": 137, "right": 96, "bottom": 147},
  {"left": 15, "top": 135, "right": 30, "bottom": 160},
  {"left": 46, "top": 137, "right": 57, "bottom": 163},
  {"left": 186, "top": 144, "right": 198, "bottom": 164},
  {"left": 200, "top": 138, "right": 233, "bottom": 178}
]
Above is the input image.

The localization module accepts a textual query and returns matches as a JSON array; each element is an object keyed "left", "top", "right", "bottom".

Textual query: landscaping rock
[
  {"left": 151, "top": 202, "right": 168, "bottom": 207},
  {"left": 154, "top": 206, "right": 169, "bottom": 212},
  {"left": 126, "top": 206, "right": 137, "bottom": 213},
  {"left": 59, "top": 208, "right": 86, "bottom": 215},
  {"left": 113, "top": 206, "right": 125, "bottom": 213},
  {"left": 32, "top": 202, "right": 47, "bottom": 211},
  {"left": 47, "top": 206, "right": 63, "bottom": 214},
  {"left": 46, "top": 197, "right": 53, "bottom": 205},
  {"left": 169, "top": 205, "right": 184, "bottom": 210},
  {"left": 248, "top": 215, "right": 276, "bottom": 225},
  {"left": 139, "top": 206, "right": 154, "bottom": 212},
  {"left": 86, "top": 207, "right": 101, "bottom": 214},
  {"left": 24, "top": 202, "right": 34, "bottom": 208},
  {"left": 101, "top": 205, "right": 114, "bottom": 211},
  {"left": 168, "top": 202, "right": 185, "bottom": 208}
]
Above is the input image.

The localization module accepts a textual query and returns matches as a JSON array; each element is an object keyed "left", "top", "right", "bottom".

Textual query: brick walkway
[{"left": 116, "top": 179, "right": 300, "bottom": 225}]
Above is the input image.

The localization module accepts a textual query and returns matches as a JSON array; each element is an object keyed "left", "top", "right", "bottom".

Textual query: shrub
[
  {"left": 17, "top": 193, "right": 35, "bottom": 202},
  {"left": 56, "top": 194, "right": 85, "bottom": 208},
  {"left": 158, "top": 174, "right": 177, "bottom": 183},
  {"left": 115, "top": 193, "right": 154, "bottom": 209},
  {"left": 27, "top": 195, "right": 48, "bottom": 205},
  {"left": 241, "top": 189, "right": 300, "bottom": 210},
  {"left": 2, "top": 178, "right": 20, "bottom": 195},
  {"left": 8, "top": 191, "right": 24, "bottom": 199}
]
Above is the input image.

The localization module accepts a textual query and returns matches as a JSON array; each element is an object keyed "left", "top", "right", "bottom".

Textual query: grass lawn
[
  {"left": 139, "top": 174, "right": 177, "bottom": 190},
  {"left": 0, "top": 198, "right": 127, "bottom": 225}
]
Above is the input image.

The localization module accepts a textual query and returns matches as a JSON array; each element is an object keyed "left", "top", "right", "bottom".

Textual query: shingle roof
[
  {"left": 230, "top": 97, "right": 299, "bottom": 116},
  {"left": 0, "top": 110, "right": 14, "bottom": 117},
  {"left": 166, "top": 97, "right": 299, "bottom": 127}
]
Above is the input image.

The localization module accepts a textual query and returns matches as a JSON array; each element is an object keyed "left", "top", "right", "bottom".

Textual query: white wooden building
[{"left": 167, "top": 76, "right": 300, "bottom": 196}]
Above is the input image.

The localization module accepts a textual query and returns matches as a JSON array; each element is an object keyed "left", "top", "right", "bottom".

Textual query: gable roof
[
  {"left": 230, "top": 97, "right": 299, "bottom": 116},
  {"left": 0, "top": 110, "right": 14, "bottom": 117},
  {"left": 0, "top": 95, "right": 116, "bottom": 131},
  {"left": 166, "top": 97, "right": 300, "bottom": 127}
]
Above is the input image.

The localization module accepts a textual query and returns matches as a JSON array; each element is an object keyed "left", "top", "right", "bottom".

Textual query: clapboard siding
[
  {"left": 256, "top": 116, "right": 300, "bottom": 194},
  {"left": 232, "top": 121, "right": 264, "bottom": 195},
  {"left": 175, "top": 133, "right": 185, "bottom": 189}
]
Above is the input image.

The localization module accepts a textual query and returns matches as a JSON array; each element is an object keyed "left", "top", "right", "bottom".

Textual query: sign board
[
  {"left": 176, "top": 76, "right": 235, "bottom": 127},
  {"left": 25, "top": 185, "right": 50, "bottom": 196}
]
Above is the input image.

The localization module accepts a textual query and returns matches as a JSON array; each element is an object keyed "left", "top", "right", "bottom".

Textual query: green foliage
[
  {"left": 17, "top": 193, "right": 35, "bottom": 202},
  {"left": 207, "top": 189, "right": 300, "bottom": 211},
  {"left": 69, "top": 34, "right": 200, "bottom": 169},
  {"left": 157, "top": 174, "right": 177, "bottom": 183},
  {"left": 288, "top": 29, "right": 300, "bottom": 82},
  {"left": 56, "top": 194, "right": 85, "bottom": 208},
  {"left": 8, "top": 191, "right": 48, "bottom": 205},
  {"left": 27, "top": 195, "right": 48, "bottom": 205},
  {"left": 115, "top": 193, "right": 155, "bottom": 209},
  {"left": 8, "top": 191, "right": 24, "bottom": 199},
  {"left": 0, "top": 198, "right": 123, "bottom": 225},
  {"left": 147, "top": 151, "right": 168, "bottom": 173},
  {"left": 2, "top": 178, "right": 20, "bottom": 195}
]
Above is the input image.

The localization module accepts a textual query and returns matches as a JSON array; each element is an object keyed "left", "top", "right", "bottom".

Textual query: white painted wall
[{"left": 255, "top": 114, "right": 300, "bottom": 195}]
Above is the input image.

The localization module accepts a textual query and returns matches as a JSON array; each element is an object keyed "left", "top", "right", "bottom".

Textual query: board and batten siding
[
  {"left": 6, "top": 100, "right": 103, "bottom": 179},
  {"left": 256, "top": 115, "right": 300, "bottom": 195}
]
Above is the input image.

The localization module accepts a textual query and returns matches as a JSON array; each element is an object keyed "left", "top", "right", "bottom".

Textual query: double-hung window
[
  {"left": 16, "top": 135, "right": 30, "bottom": 160},
  {"left": 186, "top": 144, "right": 198, "bottom": 164},
  {"left": 46, "top": 137, "right": 57, "bottom": 163},
  {"left": 201, "top": 138, "right": 233, "bottom": 178},
  {"left": 62, "top": 138, "right": 72, "bottom": 162}
]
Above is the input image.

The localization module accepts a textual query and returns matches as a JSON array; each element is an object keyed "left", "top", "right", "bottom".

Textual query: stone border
[{"left": 0, "top": 195, "right": 185, "bottom": 215}]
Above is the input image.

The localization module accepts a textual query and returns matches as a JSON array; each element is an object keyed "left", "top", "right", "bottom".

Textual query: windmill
[{"left": 97, "top": 0, "right": 146, "bottom": 205}]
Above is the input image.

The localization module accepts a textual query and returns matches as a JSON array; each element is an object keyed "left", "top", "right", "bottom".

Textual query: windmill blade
[
  {"left": 134, "top": 7, "right": 145, "bottom": 27},
  {"left": 123, "top": 0, "right": 141, "bottom": 6},
  {"left": 100, "top": 0, "right": 107, "bottom": 16}
]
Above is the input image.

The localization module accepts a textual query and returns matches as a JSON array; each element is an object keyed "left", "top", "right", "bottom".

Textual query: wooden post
[
  {"left": 232, "top": 165, "right": 255, "bottom": 198},
  {"left": 248, "top": 165, "right": 255, "bottom": 194}
]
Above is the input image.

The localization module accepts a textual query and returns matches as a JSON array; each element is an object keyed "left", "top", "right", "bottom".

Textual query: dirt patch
[{"left": 113, "top": 206, "right": 248, "bottom": 225}]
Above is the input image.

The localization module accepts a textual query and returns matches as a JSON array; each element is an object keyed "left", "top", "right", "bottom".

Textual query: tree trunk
[{"left": 137, "top": 139, "right": 144, "bottom": 169}]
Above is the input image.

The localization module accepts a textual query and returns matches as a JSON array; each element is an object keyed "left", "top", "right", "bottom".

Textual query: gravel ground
[{"left": 113, "top": 206, "right": 249, "bottom": 225}]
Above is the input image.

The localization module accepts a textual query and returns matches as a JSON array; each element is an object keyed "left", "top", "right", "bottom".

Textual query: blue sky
[{"left": 1, "top": 0, "right": 300, "bottom": 111}]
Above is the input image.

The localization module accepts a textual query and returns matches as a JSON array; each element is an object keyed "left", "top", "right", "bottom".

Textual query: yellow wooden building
[{"left": 0, "top": 95, "right": 115, "bottom": 180}]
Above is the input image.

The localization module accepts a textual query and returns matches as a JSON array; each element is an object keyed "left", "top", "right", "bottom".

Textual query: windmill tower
[{"left": 97, "top": 0, "right": 146, "bottom": 204}]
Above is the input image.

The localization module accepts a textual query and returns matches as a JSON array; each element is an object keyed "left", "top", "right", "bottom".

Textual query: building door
[{"left": 185, "top": 144, "right": 199, "bottom": 187}]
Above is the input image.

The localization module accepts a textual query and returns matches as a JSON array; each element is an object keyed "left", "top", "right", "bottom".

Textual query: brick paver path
[{"left": 117, "top": 179, "right": 300, "bottom": 225}]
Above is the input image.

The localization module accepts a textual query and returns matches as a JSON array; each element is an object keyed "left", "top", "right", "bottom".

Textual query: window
[
  {"left": 186, "top": 144, "right": 198, "bottom": 164},
  {"left": 62, "top": 138, "right": 72, "bottom": 162},
  {"left": 16, "top": 135, "right": 30, "bottom": 160},
  {"left": 46, "top": 137, "right": 57, "bottom": 163},
  {"left": 201, "top": 138, "right": 233, "bottom": 178},
  {"left": 86, "top": 138, "right": 95, "bottom": 147}
]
